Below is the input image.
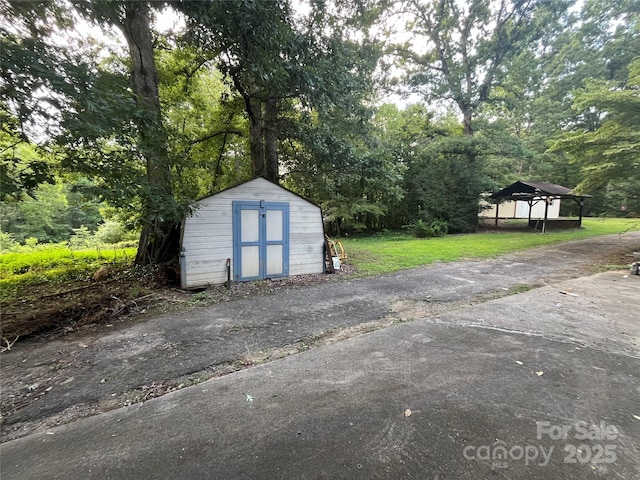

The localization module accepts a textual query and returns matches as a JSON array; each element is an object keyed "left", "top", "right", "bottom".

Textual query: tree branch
[{"left": 188, "top": 129, "right": 243, "bottom": 146}]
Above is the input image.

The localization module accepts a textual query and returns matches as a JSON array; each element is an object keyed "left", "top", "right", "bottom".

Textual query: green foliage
[
  {"left": 0, "top": 231, "right": 19, "bottom": 252},
  {"left": 0, "top": 1, "right": 81, "bottom": 128},
  {"left": 2, "top": 0, "right": 637, "bottom": 252},
  {"left": 398, "top": 0, "right": 572, "bottom": 134},
  {"left": 405, "top": 219, "right": 448, "bottom": 238},
  {"left": 0, "top": 243, "right": 130, "bottom": 277},
  {"left": 0, "top": 110, "right": 54, "bottom": 201},
  {"left": 603, "top": 180, "right": 640, "bottom": 217},
  {"left": 156, "top": 46, "right": 250, "bottom": 199},
  {"left": 0, "top": 178, "right": 107, "bottom": 244},
  {"left": 482, "top": 0, "right": 640, "bottom": 212},
  {"left": 550, "top": 58, "right": 640, "bottom": 194},
  {"left": 0, "top": 243, "right": 136, "bottom": 302},
  {"left": 24, "top": 237, "right": 38, "bottom": 247},
  {"left": 402, "top": 128, "right": 491, "bottom": 234},
  {"left": 94, "top": 220, "right": 137, "bottom": 244},
  {"left": 2, "top": 183, "right": 72, "bottom": 243},
  {"left": 69, "top": 226, "right": 93, "bottom": 249}
]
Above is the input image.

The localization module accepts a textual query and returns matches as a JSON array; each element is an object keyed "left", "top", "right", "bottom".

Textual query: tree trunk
[
  {"left": 462, "top": 108, "right": 473, "bottom": 137},
  {"left": 264, "top": 97, "right": 279, "bottom": 183},
  {"left": 248, "top": 97, "right": 265, "bottom": 179},
  {"left": 120, "top": 2, "right": 179, "bottom": 265}
]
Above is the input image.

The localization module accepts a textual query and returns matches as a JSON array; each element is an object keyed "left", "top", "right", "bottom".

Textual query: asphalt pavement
[{"left": 1, "top": 269, "right": 639, "bottom": 480}]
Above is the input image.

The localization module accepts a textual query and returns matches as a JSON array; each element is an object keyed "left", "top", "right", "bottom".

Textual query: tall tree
[
  {"left": 155, "top": 46, "right": 249, "bottom": 199},
  {"left": 396, "top": 0, "right": 573, "bottom": 137},
  {"left": 550, "top": 58, "right": 640, "bottom": 193},
  {"left": 177, "top": 0, "right": 384, "bottom": 185},
  {"left": 390, "top": 0, "right": 573, "bottom": 228},
  {"left": 510, "top": 0, "right": 640, "bottom": 212},
  {"left": 71, "top": 1, "right": 181, "bottom": 264},
  {"left": 177, "top": 0, "right": 299, "bottom": 183},
  {"left": 2, "top": 0, "right": 184, "bottom": 263}
]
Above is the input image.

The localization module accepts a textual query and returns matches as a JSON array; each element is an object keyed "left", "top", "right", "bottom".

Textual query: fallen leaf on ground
[
  {"left": 536, "top": 371, "right": 544, "bottom": 376},
  {"left": 404, "top": 409, "right": 412, "bottom": 417},
  {"left": 515, "top": 361, "right": 523, "bottom": 365}
]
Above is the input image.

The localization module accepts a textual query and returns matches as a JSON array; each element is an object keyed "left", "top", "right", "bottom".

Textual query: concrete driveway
[
  {"left": 2, "top": 267, "right": 639, "bottom": 479},
  {"left": 3, "top": 232, "right": 640, "bottom": 441}
]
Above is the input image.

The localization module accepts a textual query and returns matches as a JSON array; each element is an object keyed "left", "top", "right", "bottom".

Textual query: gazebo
[{"left": 489, "top": 181, "right": 591, "bottom": 233}]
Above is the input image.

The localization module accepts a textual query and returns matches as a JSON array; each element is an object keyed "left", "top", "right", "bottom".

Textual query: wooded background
[{"left": 1, "top": 0, "right": 638, "bottom": 264}]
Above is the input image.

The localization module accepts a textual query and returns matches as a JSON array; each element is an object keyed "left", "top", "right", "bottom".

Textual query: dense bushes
[{"left": 405, "top": 219, "right": 449, "bottom": 238}]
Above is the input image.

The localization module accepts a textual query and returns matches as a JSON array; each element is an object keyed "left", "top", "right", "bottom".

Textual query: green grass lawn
[{"left": 341, "top": 218, "right": 640, "bottom": 276}]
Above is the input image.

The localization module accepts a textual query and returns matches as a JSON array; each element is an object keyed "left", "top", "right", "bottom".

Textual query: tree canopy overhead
[
  {"left": 551, "top": 58, "right": 640, "bottom": 192},
  {"left": 395, "top": 0, "right": 573, "bottom": 136}
]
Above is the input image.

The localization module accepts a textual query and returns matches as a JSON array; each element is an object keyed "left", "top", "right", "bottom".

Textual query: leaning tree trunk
[{"left": 120, "top": 2, "right": 180, "bottom": 265}]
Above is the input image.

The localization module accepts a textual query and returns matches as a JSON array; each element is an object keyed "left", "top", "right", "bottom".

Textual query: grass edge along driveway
[{"left": 341, "top": 218, "right": 640, "bottom": 276}]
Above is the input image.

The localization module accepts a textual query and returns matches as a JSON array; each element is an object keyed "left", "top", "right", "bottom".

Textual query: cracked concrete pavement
[{"left": 1, "top": 232, "right": 640, "bottom": 479}]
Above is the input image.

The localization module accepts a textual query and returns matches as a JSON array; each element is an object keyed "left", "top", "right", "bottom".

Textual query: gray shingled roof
[{"left": 490, "top": 181, "right": 589, "bottom": 199}]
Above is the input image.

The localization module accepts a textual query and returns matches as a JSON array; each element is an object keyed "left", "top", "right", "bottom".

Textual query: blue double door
[{"left": 232, "top": 201, "right": 290, "bottom": 282}]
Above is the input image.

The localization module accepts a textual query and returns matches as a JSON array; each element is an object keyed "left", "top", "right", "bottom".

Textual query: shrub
[
  {"left": 25, "top": 237, "right": 39, "bottom": 248},
  {"left": 69, "top": 226, "right": 95, "bottom": 249},
  {"left": 0, "top": 232, "right": 19, "bottom": 253},
  {"left": 407, "top": 219, "right": 448, "bottom": 238},
  {"left": 95, "top": 220, "right": 129, "bottom": 244},
  {"left": 445, "top": 217, "right": 476, "bottom": 234}
]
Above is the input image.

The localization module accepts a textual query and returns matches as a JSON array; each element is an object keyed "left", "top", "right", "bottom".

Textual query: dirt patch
[
  {"left": 2, "top": 282, "right": 149, "bottom": 342},
  {"left": 0, "top": 264, "right": 356, "bottom": 348},
  {"left": 0, "top": 265, "right": 164, "bottom": 343}
]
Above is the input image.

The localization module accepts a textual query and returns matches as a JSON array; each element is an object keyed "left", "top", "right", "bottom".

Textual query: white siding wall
[
  {"left": 181, "top": 178, "right": 324, "bottom": 288},
  {"left": 479, "top": 199, "right": 561, "bottom": 219},
  {"left": 526, "top": 199, "right": 561, "bottom": 219}
]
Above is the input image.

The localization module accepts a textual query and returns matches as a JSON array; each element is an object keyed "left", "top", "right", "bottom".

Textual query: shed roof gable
[{"left": 196, "top": 177, "right": 319, "bottom": 207}]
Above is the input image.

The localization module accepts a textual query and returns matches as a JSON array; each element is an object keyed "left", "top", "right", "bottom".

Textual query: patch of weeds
[
  {"left": 191, "top": 291, "right": 208, "bottom": 302},
  {"left": 128, "top": 285, "right": 146, "bottom": 299},
  {"left": 510, "top": 285, "right": 534, "bottom": 294},
  {"left": 393, "top": 316, "right": 414, "bottom": 325},
  {"left": 599, "top": 263, "right": 631, "bottom": 272}
]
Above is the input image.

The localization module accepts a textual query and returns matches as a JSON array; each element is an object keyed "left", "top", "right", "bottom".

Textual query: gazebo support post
[
  {"left": 543, "top": 196, "right": 550, "bottom": 234},
  {"left": 578, "top": 198, "right": 584, "bottom": 228},
  {"left": 495, "top": 200, "right": 500, "bottom": 229}
]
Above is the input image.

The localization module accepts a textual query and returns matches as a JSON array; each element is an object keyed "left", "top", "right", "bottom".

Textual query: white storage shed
[{"left": 180, "top": 177, "right": 325, "bottom": 289}]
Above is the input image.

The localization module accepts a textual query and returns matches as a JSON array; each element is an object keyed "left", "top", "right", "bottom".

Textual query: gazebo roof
[{"left": 489, "top": 181, "right": 591, "bottom": 200}]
